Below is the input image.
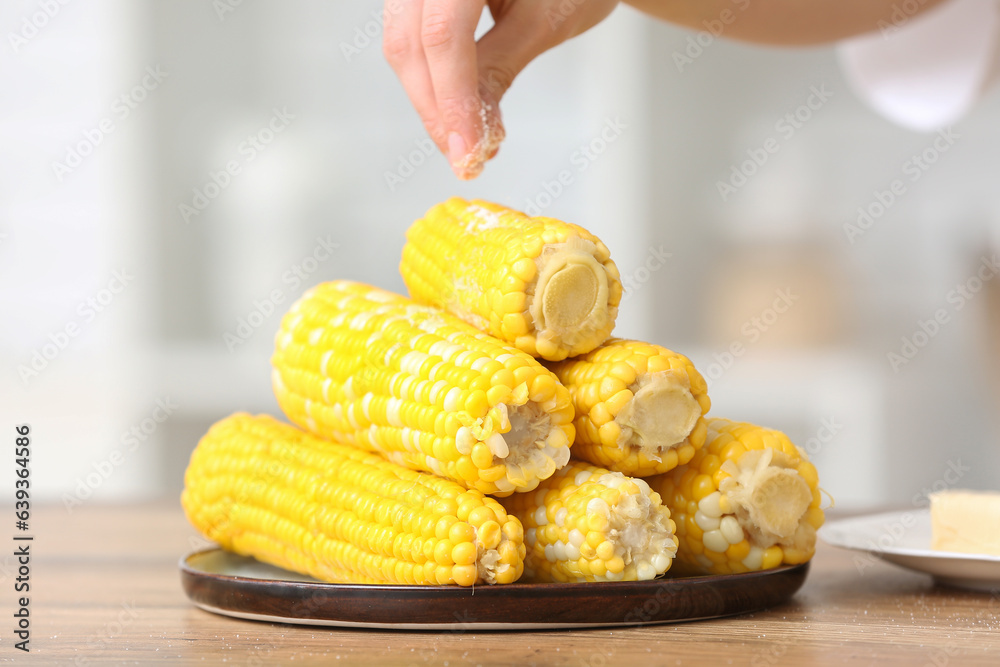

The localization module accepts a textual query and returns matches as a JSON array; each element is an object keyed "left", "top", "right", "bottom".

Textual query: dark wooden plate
[{"left": 180, "top": 548, "right": 809, "bottom": 630}]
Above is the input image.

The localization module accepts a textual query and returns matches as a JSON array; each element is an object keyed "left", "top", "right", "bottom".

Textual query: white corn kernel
[
  {"left": 493, "top": 478, "right": 515, "bottom": 493},
  {"left": 652, "top": 553, "right": 671, "bottom": 572},
  {"left": 694, "top": 510, "right": 721, "bottom": 532},
  {"left": 486, "top": 432, "right": 509, "bottom": 458},
  {"left": 698, "top": 492, "right": 724, "bottom": 519},
  {"left": 586, "top": 498, "right": 610, "bottom": 517},
  {"left": 443, "top": 387, "right": 464, "bottom": 412},
  {"left": 703, "top": 529, "right": 728, "bottom": 553},
  {"left": 455, "top": 427, "right": 474, "bottom": 455},
  {"left": 742, "top": 546, "right": 764, "bottom": 570},
  {"left": 720, "top": 516, "right": 744, "bottom": 545},
  {"left": 636, "top": 562, "right": 657, "bottom": 581}
]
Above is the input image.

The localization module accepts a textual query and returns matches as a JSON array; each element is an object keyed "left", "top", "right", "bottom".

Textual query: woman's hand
[{"left": 383, "top": 0, "right": 620, "bottom": 179}]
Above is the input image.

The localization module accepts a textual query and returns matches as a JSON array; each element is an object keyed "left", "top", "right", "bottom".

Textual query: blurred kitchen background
[{"left": 3, "top": 0, "right": 999, "bottom": 509}]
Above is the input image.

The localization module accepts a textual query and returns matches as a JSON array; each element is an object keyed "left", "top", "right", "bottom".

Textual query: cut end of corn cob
[
  {"left": 182, "top": 414, "right": 527, "bottom": 586},
  {"left": 548, "top": 339, "right": 711, "bottom": 476},
  {"left": 648, "top": 418, "right": 824, "bottom": 575},
  {"left": 400, "top": 198, "right": 622, "bottom": 361},
  {"left": 615, "top": 370, "right": 702, "bottom": 461},
  {"left": 501, "top": 461, "right": 678, "bottom": 583},
  {"left": 718, "top": 447, "right": 813, "bottom": 547},
  {"left": 529, "top": 235, "right": 613, "bottom": 359},
  {"left": 271, "top": 281, "right": 574, "bottom": 496},
  {"left": 450, "top": 385, "right": 572, "bottom": 494}
]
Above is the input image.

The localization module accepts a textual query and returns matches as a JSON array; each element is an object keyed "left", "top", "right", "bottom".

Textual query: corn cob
[
  {"left": 400, "top": 197, "right": 622, "bottom": 361},
  {"left": 547, "top": 339, "right": 711, "bottom": 477},
  {"left": 271, "top": 280, "right": 575, "bottom": 496},
  {"left": 647, "top": 418, "right": 824, "bottom": 575},
  {"left": 500, "top": 460, "right": 678, "bottom": 582},
  {"left": 181, "top": 414, "right": 526, "bottom": 586}
]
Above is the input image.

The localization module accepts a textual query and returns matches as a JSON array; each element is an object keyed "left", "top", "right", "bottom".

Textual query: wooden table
[{"left": 14, "top": 503, "right": 1000, "bottom": 665}]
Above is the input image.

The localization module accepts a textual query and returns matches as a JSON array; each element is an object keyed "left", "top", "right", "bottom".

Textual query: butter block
[{"left": 930, "top": 490, "right": 1000, "bottom": 556}]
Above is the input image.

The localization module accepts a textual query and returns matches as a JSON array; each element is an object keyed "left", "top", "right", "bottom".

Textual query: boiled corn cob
[
  {"left": 181, "top": 414, "right": 526, "bottom": 586},
  {"left": 647, "top": 418, "right": 824, "bottom": 575},
  {"left": 272, "top": 280, "right": 575, "bottom": 496},
  {"left": 400, "top": 197, "right": 622, "bottom": 361},
  {"left": 500, "top": 460, "right": 678, "bottom": 582},
  {"left": 547, "top": 339, "right": 711, "bottom": 477}
]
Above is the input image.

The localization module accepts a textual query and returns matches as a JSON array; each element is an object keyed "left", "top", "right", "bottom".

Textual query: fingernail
[{"left": 447, "top": 132, "right": 468, "bottom": 174}]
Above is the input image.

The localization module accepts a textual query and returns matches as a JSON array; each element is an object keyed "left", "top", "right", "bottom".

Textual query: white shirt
[{"left": 838, "top": 0, "right": 1000, "bottom": 130}]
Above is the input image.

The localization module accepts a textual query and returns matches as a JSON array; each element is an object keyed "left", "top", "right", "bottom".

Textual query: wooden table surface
[{"left": 9, "top": 503, "right": 1000, "bottom": 665}]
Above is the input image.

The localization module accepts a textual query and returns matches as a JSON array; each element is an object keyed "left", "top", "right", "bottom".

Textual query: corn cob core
[
  {"left": 547, "top": 339, "right": 711, "bottom": 476},
  {"left": 182, "top": 414, "right": 526, "bottom": 586},
  {"left": 272, "top": 281, "right": 574, "bottom": 496},
  {"left": 501, "top": 460, "right": 678, "bottom": 582},
  {"left": 400, "top": 197, "right": 623, "bottom": 361},
  {"left": 647, "top": 418, "right": 824, "bottom": 575}
]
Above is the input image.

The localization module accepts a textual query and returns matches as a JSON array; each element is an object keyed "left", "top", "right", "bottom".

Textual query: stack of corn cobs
[{"left": 182, "top": 197, "right": 825, "bottom": 587}]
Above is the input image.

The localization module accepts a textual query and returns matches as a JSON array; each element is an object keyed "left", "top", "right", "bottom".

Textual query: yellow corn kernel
[
  {"left": 500, "top": 460, "right": 677, "bottom": 582},
  {"left": 271, "top": 280, "right": 575, "bottom": 496},
  {"left": 400, "top": 198, "right": 622, "bottom": 361},
  {"left": 546, "top": 339, "right": 711, "bottom": 477},
  {"left": 182, "top": 413, "right": 525, "bottom": 586},
  {"left": 646, "top": 418, "right": 824, "bottom": 575}
]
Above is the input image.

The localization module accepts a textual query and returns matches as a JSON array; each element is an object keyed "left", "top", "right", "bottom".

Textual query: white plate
[{"left": 818, "top": 509, "right": 1000, "bottom": 591}]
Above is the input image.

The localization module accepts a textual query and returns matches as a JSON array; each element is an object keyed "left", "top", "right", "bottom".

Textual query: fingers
[
  {"left": 476, "top": 5, "right": 555, "bottom": 104},
  {"left": 421, "top": 0, "right": 488, "bottom": 176},
  {"left": 383, "top": 0, "right": 449, "bottom": 154},
  {"left": 384, "top": 0, "right": 589, "bottom": 179}
]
